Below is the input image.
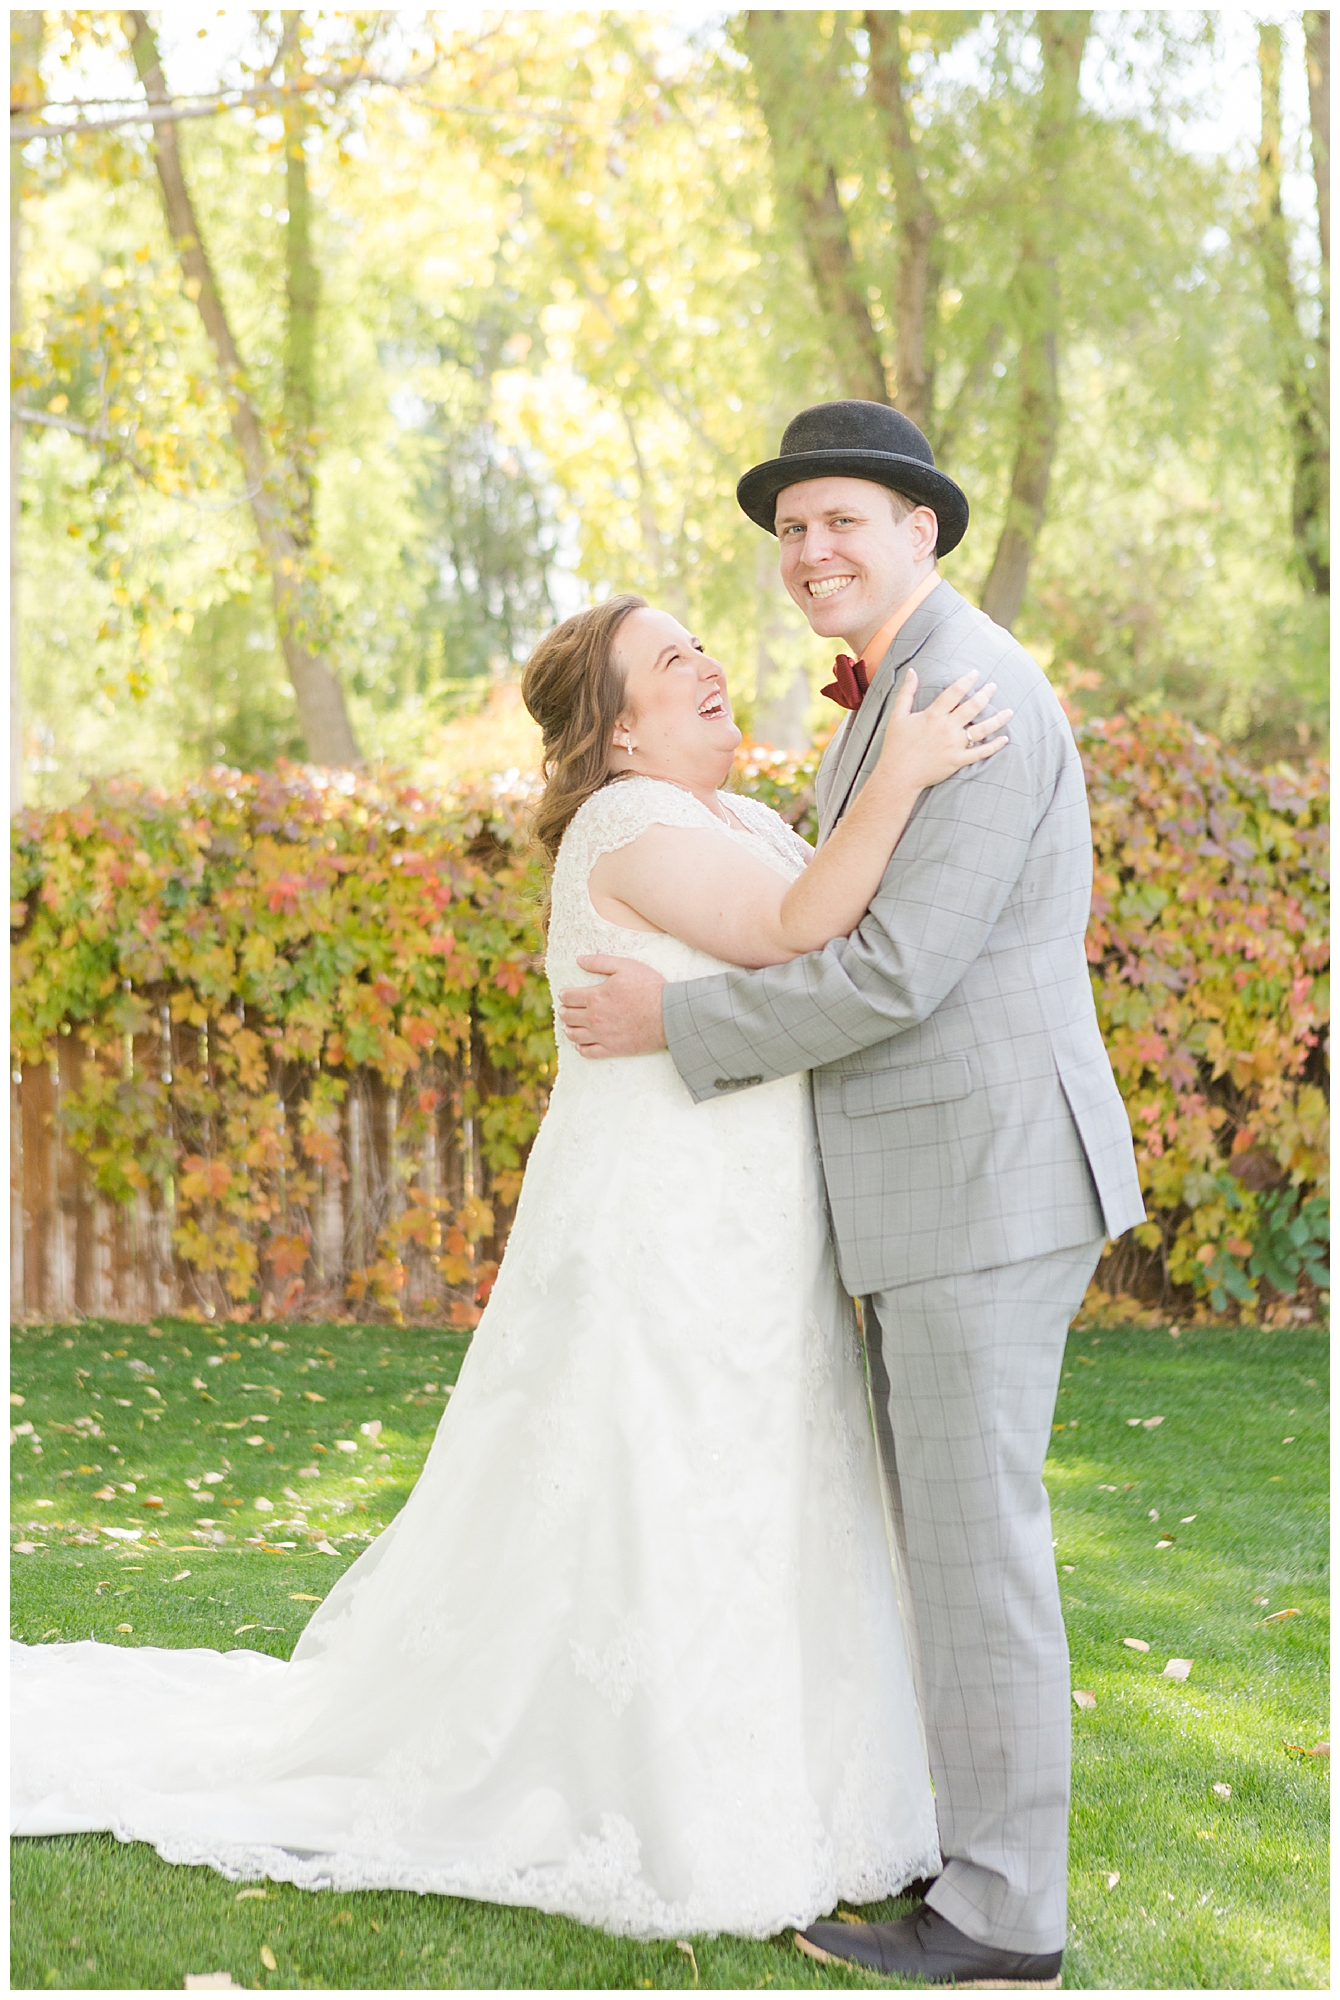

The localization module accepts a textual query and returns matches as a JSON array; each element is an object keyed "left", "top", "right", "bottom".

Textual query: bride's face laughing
[{"left": 610, "top": 608, "right": 741, "bottom": 795}]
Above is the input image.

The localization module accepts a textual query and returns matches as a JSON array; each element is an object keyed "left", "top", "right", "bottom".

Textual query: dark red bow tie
[{"left": 821, "top": 653, "right": 869, "bottom": 712}]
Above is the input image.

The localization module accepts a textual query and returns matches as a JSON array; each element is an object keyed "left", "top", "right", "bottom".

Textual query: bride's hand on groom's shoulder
[
  {"left": 875, "top": 667, "right": 1012, "bottom": 794},
  {"left": 560, "top": 957, "right": 669, "bottom": 1058}
]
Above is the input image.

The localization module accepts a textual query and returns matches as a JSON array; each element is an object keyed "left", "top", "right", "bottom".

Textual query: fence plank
[{"left": 12, "top": 1041, "right": 536, "bottom": 1325}]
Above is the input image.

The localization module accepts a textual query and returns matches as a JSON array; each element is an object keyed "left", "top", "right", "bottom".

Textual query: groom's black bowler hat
[{"left": 737, "top": 399, "right": 969, "bottom": 556}]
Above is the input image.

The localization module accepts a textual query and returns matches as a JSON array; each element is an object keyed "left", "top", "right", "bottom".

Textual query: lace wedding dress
[{"left": 12, "top": 776, "right": 940, "bottom": 1940}]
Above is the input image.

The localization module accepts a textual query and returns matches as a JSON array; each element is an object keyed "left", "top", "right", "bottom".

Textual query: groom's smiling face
[{"left": 775, "top": 475, "right": 938, "bottom": 656}]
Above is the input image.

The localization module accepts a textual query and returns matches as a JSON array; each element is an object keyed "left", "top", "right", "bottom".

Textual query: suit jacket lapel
[
  {"left": 817, "top": 582, "right": 964, "bottom": 843},
  {"left": 814, "top": 715, "right": 852, "bottom": 830}
]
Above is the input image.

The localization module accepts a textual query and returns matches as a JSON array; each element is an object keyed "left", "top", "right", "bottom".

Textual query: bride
[{"left": 12, "top": 594, "right": 1009, "bottom": 1941}]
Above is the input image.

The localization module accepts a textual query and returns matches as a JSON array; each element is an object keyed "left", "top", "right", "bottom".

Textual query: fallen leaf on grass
[
  {"left": 235, "top": 1889, "right": 267, "bottom": 1901},
  {"left": 1072, "top": 1690, "right": 1097, "bottom": 1710},
  {"left": 1123, "top": 1638, "right": 1150, "bottom": 1653},
  {"left": 1106, "top": 1871, "right": 1120, "bottom": 1890},
  {"left": 675, "top": 1940, "right": 699, "bottom": 1985},
  {"left": 1162, "top": 1658, "right": 1193, "bottom": 1681},
  {"left": 835, "top": 1912, "right": 864, "bottom": 1924},
  {"left": 290, "top": 1593, "right": 321, "bottom": 1602},
  {"left": 14, "top": 1542, "right": 36, "bottom": 1555},
  {"left": 1155, "top": 1536, "right": 1175, "bottom": 1549},
  {"left": 303, "top": 1392, "right": 326, "bottom": 1402},
  {"left": 116, "top": 1623, "right": 133, "bottom": 1633},
  {"left": 1282, "top": 1740, "right": 1329, "bottom": 1757},
  {"left": 1180, "top": 1515, "right": 1197, "bottom": 1523},
  {"left": 1212, "top": 1783, "right": 1232, "bottom": 1799},
  {"left": 92, "top": 1486, "right": 117, "bottom": 1501},
  {"left": 259, "top": 1946, "right": 277, "bottom": 1972},
  {"left": 234, "top": 1624, "right": 257, "bottom": 1635},
  {"left": 1261, "top": 1608, "right": 1301, "bottom": 1623},
  {"left": 360, "top": 1420, "right": 382, "bottom": 1439},
  {"left": 1142, "top": 1416, "right": 1164, "bottom": 1429},
  {"left": 171, "top": 1569, "right": 191, "bottom": 1582},
  {"left": 314, "top": 1540, "right": 339, "bottom": 1555}
]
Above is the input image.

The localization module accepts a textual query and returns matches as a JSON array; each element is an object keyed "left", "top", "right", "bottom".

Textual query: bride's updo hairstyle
[{"left": 522, "top": 593, "right": 647, "bottom": 861}]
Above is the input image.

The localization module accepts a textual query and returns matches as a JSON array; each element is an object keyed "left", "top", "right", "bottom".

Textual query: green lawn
[{"left": 10, "top": 1317, "right": 1329, "bottom": 1990}]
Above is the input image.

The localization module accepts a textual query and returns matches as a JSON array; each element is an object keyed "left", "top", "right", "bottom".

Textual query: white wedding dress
[{"left": 12, "top": 776, "right": 940, "bottom": 1940}]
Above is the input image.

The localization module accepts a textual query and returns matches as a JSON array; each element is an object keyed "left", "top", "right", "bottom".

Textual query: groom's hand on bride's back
[{"left": 560, "top": 957, "right": 669, "bottom": 1058}]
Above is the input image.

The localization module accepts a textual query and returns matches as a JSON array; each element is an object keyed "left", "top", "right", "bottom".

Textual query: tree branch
[
  {"left": 10, "top": 66, "right": 414, "bottom": 142},
  {"left": 744, "top": 10, "right": 889, "bottom": 404}
]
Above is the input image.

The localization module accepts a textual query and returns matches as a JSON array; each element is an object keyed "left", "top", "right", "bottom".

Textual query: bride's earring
[{"left": 617, "top": 729, "right": 635, "bottom": 759}]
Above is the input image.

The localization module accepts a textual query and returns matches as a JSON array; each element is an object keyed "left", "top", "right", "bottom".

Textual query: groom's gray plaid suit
[{"left": 663, "top": 579, "right": 1144, "bottom": 1955}]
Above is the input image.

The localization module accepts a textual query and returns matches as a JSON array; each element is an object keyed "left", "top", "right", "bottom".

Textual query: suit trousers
[{"left": 863, "top": 1237, "right": 1105, "bottom": 1955}]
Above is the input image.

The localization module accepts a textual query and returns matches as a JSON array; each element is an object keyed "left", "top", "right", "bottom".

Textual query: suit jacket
[{"left": 662, "top": 580, "right": 1146, "bottom": 1294}]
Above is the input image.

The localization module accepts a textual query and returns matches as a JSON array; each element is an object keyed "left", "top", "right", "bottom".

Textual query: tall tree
[
  {"left": 123, "top": 10, "right": 362, "bottom": 764},
  {"left": 1257, "top": 17, "right": 1329, "bottom": 596},
  {"left": 743, "top": 11, "right": 890, "bottom": 404},
  {"left": 980, "top": 11, "right": 1090, "bottom": 632},
  {"left": 864, "top": 10, "right": 941, "bottom": 432},
  {"left": 10, "top": 10, "right": 44, "bottom": 811}
]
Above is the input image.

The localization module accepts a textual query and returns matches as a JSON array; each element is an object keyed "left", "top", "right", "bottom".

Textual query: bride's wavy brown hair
[{"left": 522, "top": 594, "right": 647, "bottom": 862}]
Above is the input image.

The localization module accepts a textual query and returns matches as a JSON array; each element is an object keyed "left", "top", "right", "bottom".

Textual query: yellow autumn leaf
[{"left": 260, "top": 1945, "right": 277, "bottom": 1971}]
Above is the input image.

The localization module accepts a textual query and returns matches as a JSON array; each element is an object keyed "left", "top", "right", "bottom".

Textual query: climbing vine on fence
[
  {"left": 10, "top": 711, "right": 1329, "bottom": 1322},
  {"left": 11, "top": 767, "right": 554, "bottom": 1320}
]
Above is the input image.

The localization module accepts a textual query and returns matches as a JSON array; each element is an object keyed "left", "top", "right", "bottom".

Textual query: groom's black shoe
[{"left": 795, "top": 1905, "right": 1062, "bottom": 1989}]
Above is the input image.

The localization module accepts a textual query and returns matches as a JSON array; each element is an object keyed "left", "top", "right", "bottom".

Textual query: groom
[{"left": 560, "top": 400, "right": 1144, "bottom": 1986}]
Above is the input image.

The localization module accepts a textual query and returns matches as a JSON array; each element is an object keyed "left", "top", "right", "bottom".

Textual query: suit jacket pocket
[{"left": 841, "top": 1055, "right": 973, "bottom": 1119}]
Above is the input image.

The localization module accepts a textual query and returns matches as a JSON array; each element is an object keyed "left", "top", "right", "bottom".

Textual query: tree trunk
[
  {"left": 1304, "top": 11, "right": 1330, "bottom": 593},
  {"left": 1257, "top": 21, "right": 1329, "bottom": 596},
  {"left": 980, "top": 12, "right": 1090, "bottom": 633},
  {"left": 751, "top": 536, "right": 812, "bottom": 753},
  {"left": 10, "top": 10, "right": 43, "bottom": 813},
  {"left": 1305, "top": 11, "right": 1329, "bottom": 269},
  {"left": 123, "top": 10, "right": 363, "bottom": 764},
  {"left": 281, "top": 10, "right": 317, "bottom": 547},
  {"left": 865, "top": 10, "right": 940, "bottom": 433},
  {"left": 620, "top": 406, "right": 689, "bottom": 623},
  {"left": 744, "top": 11, "right": 890, "bottom": 404}
]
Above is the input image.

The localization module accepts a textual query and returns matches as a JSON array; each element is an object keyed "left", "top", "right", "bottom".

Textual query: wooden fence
[{"left": 11, "top": 1017, "right": 534, "bottom": 1324}]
